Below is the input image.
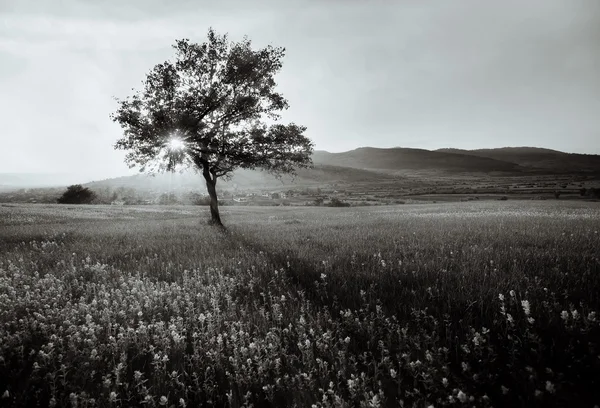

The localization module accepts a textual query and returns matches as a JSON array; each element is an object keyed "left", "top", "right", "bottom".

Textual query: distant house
[
  {"left": 111, "top": 200, "right": 125, "bottom": 206},
  {"left": 233, "top": 197, "right": 248, "bottom": 203}
]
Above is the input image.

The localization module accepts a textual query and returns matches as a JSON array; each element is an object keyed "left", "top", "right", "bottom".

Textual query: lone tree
[
  {"left": 57, "top": 184, "right": 96, "bottom": 204},
  {"left": 111, "top": 28, "right": 314, "bottom": 225}
]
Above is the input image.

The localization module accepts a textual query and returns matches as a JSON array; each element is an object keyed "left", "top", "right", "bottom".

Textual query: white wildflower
[{"left": 521, "top": 300, "right": 531, "bottom": 316}]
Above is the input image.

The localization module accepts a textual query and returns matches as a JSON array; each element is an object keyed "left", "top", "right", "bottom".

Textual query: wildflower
[
  {"left": 528, "top": 317, "right": 535, "bottom": 324},
  {"left": 509, "top": 290, "right": 516, "bottom": 297},
  {"left": 179, "top": 398, "right": 187, "bottom": 407},
  {"left": 521, "top": 300, "right": 531, "bottom": 316},
  {"left": 506, "top": 314, "right": 514, "bottom": 324},
  {"left": 344, "top": 336, "right": 351, "bottom": 344},
  {"left": 442, "top": 378, "right": 449, "bottom": 387},
  {"left": 588, "top": 311, "right": 597, "bottom": 322},
  {"left": 498, "top": 293, "right": 504, "bottom": 301},
  {"left": 390, "top": 368, "right": 397, "bottom": 378},
  {"left": 280, "top": 295, "right": 286, "bottom": 302},
  {"left": 535, "top": 390, "right": 542, "bottom": 397},
  {"left": 159, "top": 396, "right": 168, "bottom": 406},
  {"left": 457, "top": 390, "right": 467, "bottom": 403},
  {"left": 320, "top": 273, "right": 327, "bottom": 280},
  {"left": 545, "top": 381, "right": 556, "bottom": 394},
  {"left": 501, "top": 385, "right": 509, "bottom": 395},
  {"left": 134, "top": 371, "right": 143, "bottom": 381},
  {"left": 561, "top": 310, "right": 569, "bottom": 321},
  {"left": 2, "top": 390, "right": 9, "bottom": 399},
  {"left": 49, "top": 397, "right": 57, "bottom": 408},
  {"left": 572, "top": 310, "right": 580, "bottom": 320},
  {"left": 109, "top": 392, "right": 117, "bottom": 403}
]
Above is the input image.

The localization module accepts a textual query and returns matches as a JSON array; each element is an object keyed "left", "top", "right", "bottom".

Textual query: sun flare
[{"left": 167, "top": 138, "right": 186, "bottom": 151}]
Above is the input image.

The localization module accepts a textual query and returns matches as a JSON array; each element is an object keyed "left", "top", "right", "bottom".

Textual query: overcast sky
[{"left": 1, "top": 0, "right": 599, "bottom": 182}]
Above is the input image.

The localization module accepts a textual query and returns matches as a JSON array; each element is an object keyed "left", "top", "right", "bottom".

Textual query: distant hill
[
  {"left": 437, "top": 147, "right": 600, "bottom": 172},
  {"left": 84, "top": 164, "right": 401, "bottom": 193},
  {"left": 0, "top": 173, "right": 81, "bottom": 190},
  {"left": 312, "top": 147, "right": 525, "bottom": 174},
  {"left": 3, "top": 146, "right": 599, "bottom": 196}
]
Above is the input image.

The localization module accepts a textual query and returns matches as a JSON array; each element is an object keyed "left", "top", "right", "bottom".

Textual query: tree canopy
[
  {"left": 57, "top": 185, "right": 96, "bottom": 204},
  {"left": 110, "top": 28, "right": 313, "bottom": 225}
]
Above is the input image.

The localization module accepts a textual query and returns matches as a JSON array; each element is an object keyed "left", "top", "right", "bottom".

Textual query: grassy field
[{"left": 1, "top": 201, "right": 600, "bottom": 407}]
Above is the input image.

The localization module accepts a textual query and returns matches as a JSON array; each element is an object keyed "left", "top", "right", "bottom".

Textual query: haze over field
[{"left": 1, "top": 0, "right": 600, "bottom": 184}]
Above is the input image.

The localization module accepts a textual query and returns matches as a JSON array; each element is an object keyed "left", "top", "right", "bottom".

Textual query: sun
[{"left": 167, "top": 138, "right": 186, "bottom": 151}]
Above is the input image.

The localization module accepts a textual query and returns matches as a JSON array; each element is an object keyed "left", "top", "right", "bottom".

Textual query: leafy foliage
[
  {"left": 110, "top": 28, "right": 313, "bottom": 179},
  {"left": 56, "top": 184, "right": 96, "bottom": 204}
]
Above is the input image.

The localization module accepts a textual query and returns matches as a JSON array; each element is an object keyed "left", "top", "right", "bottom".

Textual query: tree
[
  {"left": 110, "top": 28, "right": 314, "bottom": 225},
  {"left": 57, "top": 185, "right": 96, "bottom": 204}
]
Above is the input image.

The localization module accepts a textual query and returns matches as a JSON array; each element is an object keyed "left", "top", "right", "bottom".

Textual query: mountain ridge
[{"left": 2, "top": 146, "right": 599, "bottom": 192}]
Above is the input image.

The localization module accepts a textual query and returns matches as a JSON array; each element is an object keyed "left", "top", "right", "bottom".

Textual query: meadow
[{"left": 1, "top": 201, "right": 599, "bottom": 407}]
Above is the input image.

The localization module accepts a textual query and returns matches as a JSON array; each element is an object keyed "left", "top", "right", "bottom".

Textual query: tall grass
[{"left": 1, "top": 202, "right": 599, "bottom": 407}]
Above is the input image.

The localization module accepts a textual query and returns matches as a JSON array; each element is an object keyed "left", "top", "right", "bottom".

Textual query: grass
[{"left": 1, "top": 201, "right": 599, "bottom": 407}]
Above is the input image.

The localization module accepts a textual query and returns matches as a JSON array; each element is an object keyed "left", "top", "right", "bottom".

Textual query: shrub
[
  {"left": 328, "top": 197, "right": 351, "bottom": 207},
  {"left": 56, "top": 185, "right": 96, "bottom": 204}
]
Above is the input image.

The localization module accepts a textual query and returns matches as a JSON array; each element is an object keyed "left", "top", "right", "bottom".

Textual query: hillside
[
  {"left": 0, "top": 173, "right": 83, "bottom": 190},
  {"left": 437, "top": 147, "right": 600, "bottom": 173},
  {"left": 312, "top": 147, "right": 525, "bottom": 173},
  {"left": 84, "top": 164, "right": 401, "bottom": 193}
]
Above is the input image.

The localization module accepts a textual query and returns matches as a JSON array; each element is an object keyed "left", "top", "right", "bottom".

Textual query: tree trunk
[{"left": 203, "top": 170, "right": 222, "bottom": 226}]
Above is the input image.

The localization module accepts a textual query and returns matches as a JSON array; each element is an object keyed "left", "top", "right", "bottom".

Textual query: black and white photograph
[{"left": 1, "top": 0, "right": 599, "bottom": 406}]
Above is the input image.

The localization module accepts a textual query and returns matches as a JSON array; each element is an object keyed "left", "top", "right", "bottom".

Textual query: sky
[{"left": 1, "top": 0, "right": 599, "bottom": 183}]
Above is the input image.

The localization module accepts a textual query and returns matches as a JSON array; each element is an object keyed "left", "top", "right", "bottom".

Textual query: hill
[
  {"left": 84, "top": 164, "right": 401, "bottom": 193},
  {"left": 437, "top": 147, "right": 600, "bottom": 173},
  {"left": 0, "top": 173, "right": 83, "bottom": 190},
  {"left": 312, "top": 147, "right": 525, "bottom": 174}
]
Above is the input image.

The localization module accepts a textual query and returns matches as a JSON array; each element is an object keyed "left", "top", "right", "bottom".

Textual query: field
[{"left": 1, "top": 201, "right": 600, "bottom": 407}]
